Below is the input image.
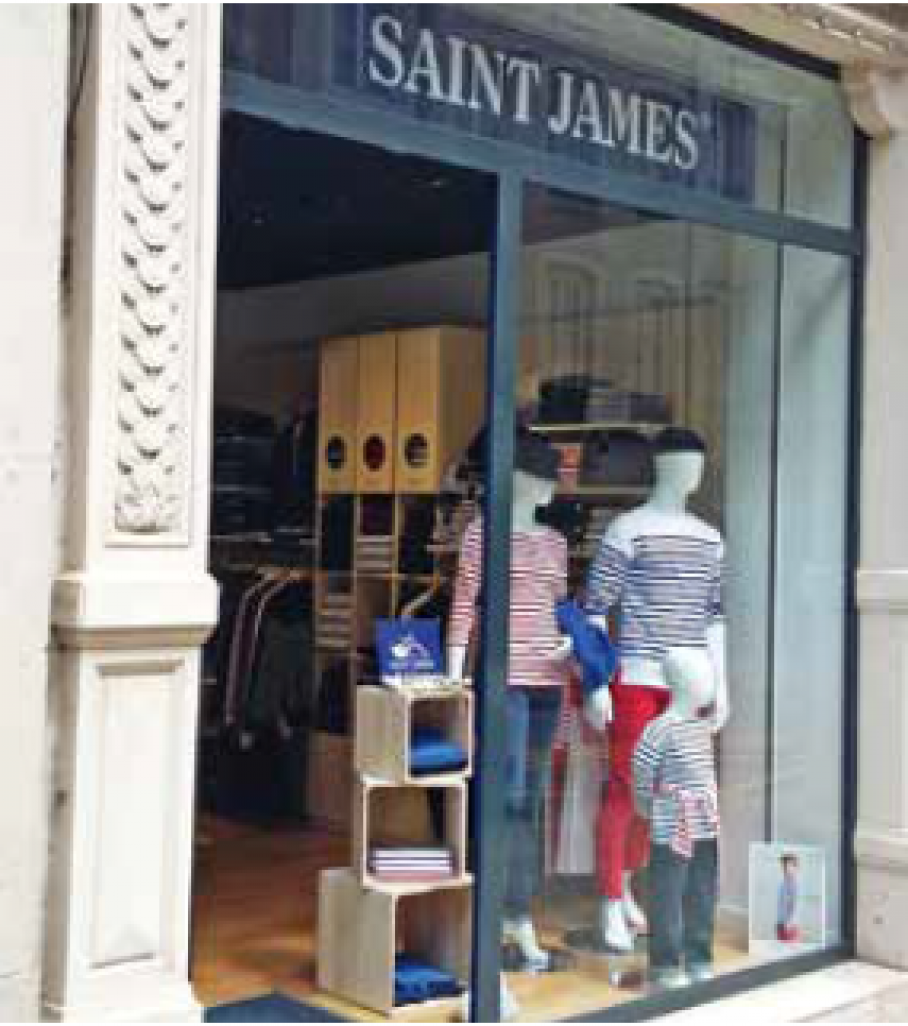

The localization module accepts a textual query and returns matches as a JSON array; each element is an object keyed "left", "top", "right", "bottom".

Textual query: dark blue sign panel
[
  {"left": 224, "top": 4, "right": 757, "bottom": 203},
  {"left": 376, "top": 619, "right": 443, "bottom": 677}
]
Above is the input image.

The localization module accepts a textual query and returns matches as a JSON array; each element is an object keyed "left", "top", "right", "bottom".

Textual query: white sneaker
[
  {"left": 503, "top": 916, "right": 550, "bottom": 971},
  {"left": 622, "top": 890, "right": 648, "bottom": 933},
  {"left": 687, "top": 963, "right": 715, "bottom": 984},
  {"left": 621, "top": 872, "right": 648, "bottom": 933},
  {"left": 648, "top": 967, "right": 691, "bottom": 992},
  {"left": 599, "top": 898, "right": 634, "bottom": 953}
]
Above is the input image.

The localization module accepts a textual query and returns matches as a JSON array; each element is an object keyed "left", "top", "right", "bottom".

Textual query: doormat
[{"left": 205, "top": 992, "right": 349, "bottom": 1023}]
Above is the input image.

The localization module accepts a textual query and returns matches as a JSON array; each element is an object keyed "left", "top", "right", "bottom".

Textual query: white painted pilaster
[
  {"left": 44, "top": 6, "right": 221, "bottom": 1021},
  {"left": 849, "top": 68, "right": 908, "bottom": 971}
]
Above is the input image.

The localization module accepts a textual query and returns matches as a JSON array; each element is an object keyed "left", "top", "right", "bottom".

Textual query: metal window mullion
[{"left": 471, "top": 169, "right": 523, "bottom": 1024}]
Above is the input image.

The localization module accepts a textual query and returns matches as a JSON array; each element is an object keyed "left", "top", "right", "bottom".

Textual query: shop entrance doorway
[{"left": 190, "top": 115, "right": 495, "bottom": 1018}]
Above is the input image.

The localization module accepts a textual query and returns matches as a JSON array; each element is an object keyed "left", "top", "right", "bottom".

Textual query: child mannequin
[{"left": 632, "top": 648, "right": 720, "bottom": 989}]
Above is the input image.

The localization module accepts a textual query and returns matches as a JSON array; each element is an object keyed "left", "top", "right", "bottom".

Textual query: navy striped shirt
[
  {"left": 633, "top": 712, "right": 719, "bottom": 848},
  {"left": 586, "top": 508, "right": 724, "bottom": 674}
]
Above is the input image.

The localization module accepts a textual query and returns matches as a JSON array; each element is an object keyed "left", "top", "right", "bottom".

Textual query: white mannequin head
[
  {"left": 653, "top": 450, "right": 705, "bottom": 501},
  {"left": 663, "top": 647, "right": 715, "bottom": 718}
]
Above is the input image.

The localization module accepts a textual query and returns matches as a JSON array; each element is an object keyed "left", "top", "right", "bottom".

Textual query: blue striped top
[{"left": 586, "top": 508, "right": 724, "bottom": 672}]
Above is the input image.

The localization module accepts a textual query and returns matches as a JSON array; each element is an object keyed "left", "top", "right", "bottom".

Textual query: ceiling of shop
[
  {"left": 217, "top": 113, "right": 497, "bottom": 290},
  {"left": 217, "top": 112, "right": 647, "bottom": 291}
]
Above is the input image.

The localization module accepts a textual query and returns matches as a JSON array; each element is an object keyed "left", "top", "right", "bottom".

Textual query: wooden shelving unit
[
  {"left": 318, "top": 684, "right": 473, "bottom": 1016},
  {"left": 528, "top": 420, "right": 667, "bottom": 437},
  {"left": 307, "top": 325, "right": 485, "bottom": 829}
]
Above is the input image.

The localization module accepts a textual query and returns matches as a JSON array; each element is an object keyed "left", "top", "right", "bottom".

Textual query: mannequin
[
  {"left": 585, "top": 427, "right": 728, "bottom": 952},
  {"left": 632, "top": 648, "right": 720, "bottom": 989},
  {"left": 448, "top": 433, "right": 571, "bottom": 974}
]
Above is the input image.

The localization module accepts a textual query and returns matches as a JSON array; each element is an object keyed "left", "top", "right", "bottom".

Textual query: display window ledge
[{"left": 659, "top": 961, "right": 907, "bottom": 1023}]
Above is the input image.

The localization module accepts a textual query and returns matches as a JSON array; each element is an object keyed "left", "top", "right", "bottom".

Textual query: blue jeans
[{"left": 503, "top": 687, "right": 561, "bottom": 917}]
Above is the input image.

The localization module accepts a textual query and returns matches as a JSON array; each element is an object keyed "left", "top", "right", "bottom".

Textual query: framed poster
[{"left": 748, "top": 843, "right": 826, "bottom": 958}]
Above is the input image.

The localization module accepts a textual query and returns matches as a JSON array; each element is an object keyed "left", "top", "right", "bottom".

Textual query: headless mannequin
[
  {"left": 448, "top": 469, "right": 571, "bottom": 972},
  {"left": 586, "top": 446, "right": 729, "bottom": 952}
]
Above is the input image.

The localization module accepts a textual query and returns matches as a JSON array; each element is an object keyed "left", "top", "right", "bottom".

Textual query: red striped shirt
[{"left": 449, "top": 517, "right": 569, "bottom": 688}]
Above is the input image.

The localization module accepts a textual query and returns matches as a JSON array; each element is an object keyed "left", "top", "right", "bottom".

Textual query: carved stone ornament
[
  {"left": 842, "top": 66, "right": 908, "bottom": 137},
  {"left": 115, "top": 4, "right": 190, "bottom": 535},
  {"left": 778, "top": 4, "right": 908, "bottom": 63}
]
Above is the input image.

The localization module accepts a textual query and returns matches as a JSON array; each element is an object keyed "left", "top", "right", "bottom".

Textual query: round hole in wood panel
[
  {"left": 363, "top": 434, "right": 386, "bottom": 471},
  {"left": 325, "top": 436, "right": 346, "bottom": 470},
  {"left": 404, "top": 433, "right": 430, "bottom": 469}
]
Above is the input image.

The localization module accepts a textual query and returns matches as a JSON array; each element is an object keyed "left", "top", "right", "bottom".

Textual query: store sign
[
  {"left": 331, "top": 6, "right": 757, "bottom": 202},
  {"left": 367, "top": 13, "right": 702, "bottom": 171}
]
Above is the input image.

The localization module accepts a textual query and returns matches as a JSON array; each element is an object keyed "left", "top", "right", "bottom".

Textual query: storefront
[
  {"left": 42, "top": 4, "right": 908, "bottom": 1024},
  {"left": 184, "top": 6, "right": 859, "bottom": 1020}
]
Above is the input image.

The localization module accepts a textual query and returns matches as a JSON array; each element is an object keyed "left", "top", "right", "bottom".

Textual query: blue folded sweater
[
  {"left": 409, "top": 727, "right": 468, "bottom": 775},
  {"left": 556, "top": 598, "right": 618, "bottom": 695},
  {"left": 394, "top": 953, "right": 462, "bottom": 1006}
]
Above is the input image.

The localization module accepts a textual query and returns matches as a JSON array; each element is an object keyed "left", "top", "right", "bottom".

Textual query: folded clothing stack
[
  {"left": 394, "top": 954, "right": 462, "bottom": 1007},
  {"left": 356, "top": 535, "right": 395, "bottom": 575},
  {"left": 409, "top": 726, "right": 468, "bottom": 776},
  {"left": 585, "top": 384, "right": 672, "bottom": 423},
  {"left": 316, "top": 593, "right": 353, "bottom": 648},
  {"left": 368, "top": 846, "right": 455, "bottom": 883}
]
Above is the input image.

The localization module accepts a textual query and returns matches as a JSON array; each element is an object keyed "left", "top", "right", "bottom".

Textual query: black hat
[
  {"left": 514, "top": 430, "right": 560, "bottom": 482},
  {"left": 653, "top": 427, "right": 706, "bottom": 455}
]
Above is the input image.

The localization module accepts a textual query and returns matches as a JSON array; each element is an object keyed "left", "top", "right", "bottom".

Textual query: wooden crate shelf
[
  {"left": 317, "top": 868, "right": 470, "bottom": 1015},
  {"left": 352, "top": 776, "right": 468, "bottom": 888},
  {"left": 354, "top": 684, "right": 472, "bottom": 785}
]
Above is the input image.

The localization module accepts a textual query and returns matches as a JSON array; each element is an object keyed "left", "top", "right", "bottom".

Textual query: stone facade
[{"left": 0, "top": 6, "right": 68, "bottom": 1021}]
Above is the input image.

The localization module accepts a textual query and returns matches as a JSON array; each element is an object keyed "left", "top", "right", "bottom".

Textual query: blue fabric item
[
  {"left": 555, "top": 598, "right": 618, "bottom": 696},
  {"left": 205, "top": 991, "right": 348, "bottom": 1022},
  {"left": 394, "top": 954, "right": 462, "bottom": 1006},
  {"left": 409, "top": 727, "right": 468, "bottom": 775}
]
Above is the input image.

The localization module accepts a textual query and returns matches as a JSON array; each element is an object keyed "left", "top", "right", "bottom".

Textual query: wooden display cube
[
  {"left": 352, "top": 776, "right": 470, "bottom": 889},
  {"left": 354, "top": 684, "right": 472, "bottom": 784},
  {"left": 317, "top": 867, "right": 471, "bottom": 1015}
]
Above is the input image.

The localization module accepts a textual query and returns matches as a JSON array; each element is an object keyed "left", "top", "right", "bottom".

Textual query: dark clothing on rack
[
  {"left": 320, "top": 497, "right": 354, "bottom": 572},
  {"left": 201, "top": 568, "right": 315, "bottom": 825},
  {"left": 272, "top": 412, "right": 318, "bottom": 531}
]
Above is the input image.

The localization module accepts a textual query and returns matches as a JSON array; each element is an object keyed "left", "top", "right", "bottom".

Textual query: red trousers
[{"left": 597, "top": 683, "right": 671, "bottom": 898}]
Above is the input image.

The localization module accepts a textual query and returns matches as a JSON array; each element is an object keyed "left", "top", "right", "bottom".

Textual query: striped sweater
[
  {"left": 633, "top": 711, "right": 720, "bottom": 853},
  {"left": 449, "top": 517, "right": 569, "bottom": 688},
  {"left": 586, "top": 507, "right": 724, "bottom": 685}
]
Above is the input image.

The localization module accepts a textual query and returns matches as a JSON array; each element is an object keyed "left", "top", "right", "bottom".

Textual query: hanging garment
[
  {"left": 271, "top": 411, "right": 318, "bottom": 531},
  {"left": 550, "top": 683, "right": 603, "bottom": 877}
]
